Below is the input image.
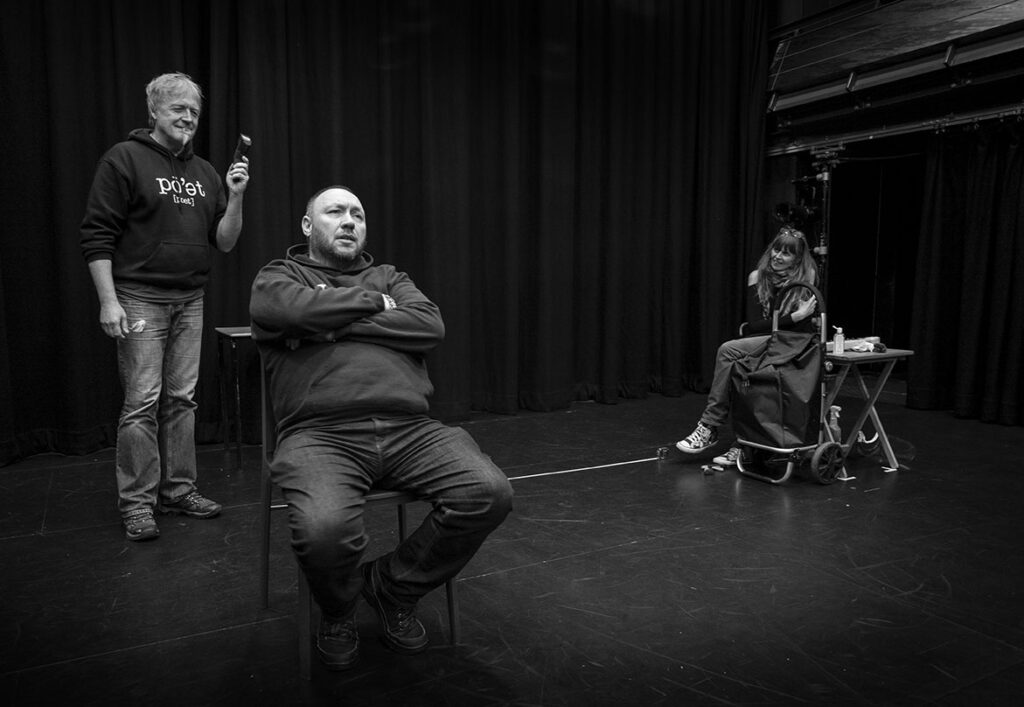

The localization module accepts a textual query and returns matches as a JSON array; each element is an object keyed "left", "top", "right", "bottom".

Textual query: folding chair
[{"left": 257, "top": 352, "right": 460, "bottom": 679}]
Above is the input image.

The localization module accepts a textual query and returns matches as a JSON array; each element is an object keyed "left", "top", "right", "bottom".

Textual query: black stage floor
[{"left": 2, "top": 382, "right": 1023, "bottom": 706}]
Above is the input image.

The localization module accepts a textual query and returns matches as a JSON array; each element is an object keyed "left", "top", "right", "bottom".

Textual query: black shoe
[
  {"left": 316, "top": 613, "right": 359, "bottom": 670},
  {"left": 360, "top": 560, "right": 429, "bottom": 654},
  {"left": 159, "top": 490, "right": 222, "bottom": 518}
]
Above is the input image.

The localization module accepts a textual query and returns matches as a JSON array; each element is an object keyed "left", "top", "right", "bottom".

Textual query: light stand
[{"left": 806, "top": 146, "right": 842, "bottom": 304}]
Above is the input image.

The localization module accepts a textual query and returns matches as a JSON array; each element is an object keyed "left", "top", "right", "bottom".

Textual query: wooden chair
[{"left": 257, "top": 353, "right": 461, "bottom": 679}]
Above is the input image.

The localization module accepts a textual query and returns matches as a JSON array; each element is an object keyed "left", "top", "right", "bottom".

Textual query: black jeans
[{"left": 271, "top": 415, "right": 513, "bottom": 616}]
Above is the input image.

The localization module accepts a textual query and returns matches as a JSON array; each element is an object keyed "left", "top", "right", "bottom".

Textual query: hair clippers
[{"left": 232, "top": 133, "right": 252, "bottom": 164}]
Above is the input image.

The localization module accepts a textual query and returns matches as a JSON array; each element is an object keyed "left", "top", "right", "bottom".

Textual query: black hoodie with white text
[{"left": 80, "top": 128, "right": 227, "bottom": 291}]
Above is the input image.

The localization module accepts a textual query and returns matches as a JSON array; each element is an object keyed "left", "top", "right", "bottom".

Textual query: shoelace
[
  {"left": 394, "top": 606, "right": 416, "bottom": 632},
  {"left": 687, "top": 426, "right": 711, "bottom": 446},
  {"left": 179, "top": 491, "right": 208, "bottom": 508},
  {"left": 323, "top": 620, "right": 357, "bottom": 639}
]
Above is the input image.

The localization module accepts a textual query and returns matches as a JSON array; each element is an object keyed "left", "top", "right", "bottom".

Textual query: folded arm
[
  {"left": 343, "top": 272, "right": 445, "bottom": 353},
  {"left": 249, "top": 263, "right": 444, "bottom": 353}
]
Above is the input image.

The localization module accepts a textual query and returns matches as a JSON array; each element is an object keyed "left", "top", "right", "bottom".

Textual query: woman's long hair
[{"left": 754, "top": 227, "right": 818, "bottom": 318}]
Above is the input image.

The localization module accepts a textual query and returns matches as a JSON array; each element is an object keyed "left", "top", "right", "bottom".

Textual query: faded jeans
[
  {"left": 271, "top": 417, "right": 514, "bottom": 616},
  {"left": 700, "top": 334, "right": 770, "bottom": 429},
  {"left": 115, "top": 296, "right": 203, "bottom": 515}
]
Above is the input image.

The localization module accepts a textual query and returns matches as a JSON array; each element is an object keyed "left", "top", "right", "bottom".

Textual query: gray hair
[{"left": 145, "top": 73, "right": 203, "bottom": 127}]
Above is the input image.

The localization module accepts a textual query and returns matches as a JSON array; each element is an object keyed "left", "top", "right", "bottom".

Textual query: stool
[
  {"left": 214, "top": 326, "right": 251, "bottom": 467},
  {"left": 257, "top": 352, "right": 461, "bottom": 679}
]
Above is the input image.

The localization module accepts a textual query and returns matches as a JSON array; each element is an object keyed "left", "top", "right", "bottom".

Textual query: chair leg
[
  {"left": 397, "top": 503, "right": 407, "bottom": 539},
  {"left": 259, "top": 474, "right": 272, "bottom": 608},
  {"left": 445, "top": 578, "right": 460, "bottom": 645},
  {"left": 298, "top": 567, "right": 312, "bottom": 680}
]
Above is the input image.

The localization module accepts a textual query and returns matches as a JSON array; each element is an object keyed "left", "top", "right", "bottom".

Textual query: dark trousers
[{"left": 271, "top": 415, "right": 513, "bottom": 616}]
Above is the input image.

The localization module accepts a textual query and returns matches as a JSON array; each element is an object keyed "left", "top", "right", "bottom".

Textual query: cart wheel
[{"left": 810, "top": 442, "right": 844, "bottom": 484}]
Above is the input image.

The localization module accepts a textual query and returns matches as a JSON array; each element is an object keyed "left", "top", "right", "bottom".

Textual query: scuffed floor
[{"left": 2, "top": 386, "right": 1023, "bottom": 705}]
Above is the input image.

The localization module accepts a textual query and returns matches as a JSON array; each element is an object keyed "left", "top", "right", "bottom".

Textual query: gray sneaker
[
  {"left": 123, "top": 508, "right": 160, "bottom": 541},
  {"left": 159, "top": 490, "right": 222, "bottom": 518}
]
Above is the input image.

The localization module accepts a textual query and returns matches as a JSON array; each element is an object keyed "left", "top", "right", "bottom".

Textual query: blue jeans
[
  {"left": 271, "top": 416, "right": 513, "bottom": 616},
  {"left": 115, "top": 296, "right": 203, "bottom": 515},
  {"left": 700, "top": 334, "right": 770, "bottom": 429}
]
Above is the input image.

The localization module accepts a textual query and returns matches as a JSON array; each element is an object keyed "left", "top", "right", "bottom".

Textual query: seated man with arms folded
[{"left": 250, "top": 184, "right": 513, "bottom": 670}]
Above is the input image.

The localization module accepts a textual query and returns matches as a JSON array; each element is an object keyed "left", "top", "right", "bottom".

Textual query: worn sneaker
[
  {"left": 360, "top": 560, "right": 428, "bottom": 654},
  {"left": 316, "top": 613, "right": 360, "bottom": 670},
  {"left": 123, "top": 508, "right": 160, "bottom": 541},
  {"left": 676, "top": 422, "right": 718, "bottom": 453},
  {"left": 159, "top": 490, "right": 222, "bottom": 518},
  {"left": 713, "top": 447, "right": 743, "bottom": 467}
]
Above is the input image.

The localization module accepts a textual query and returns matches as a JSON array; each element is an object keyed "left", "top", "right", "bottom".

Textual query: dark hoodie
[
  {"left": 80, "top": 128, "right": 226, "bottom": 291},
  {"left": 249, "top": 245, "right": 445, "bottom": 436}
]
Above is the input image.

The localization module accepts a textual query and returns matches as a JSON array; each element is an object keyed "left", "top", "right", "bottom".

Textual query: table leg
[
  {"left": 230, "top": 340, "right": 242, "bottom": 467},
  {"left": 851, "top": 360, "right": 900, "bottom": 471},
  {"left": 218, "top": 336, "right": 230, "bottom": 456}
]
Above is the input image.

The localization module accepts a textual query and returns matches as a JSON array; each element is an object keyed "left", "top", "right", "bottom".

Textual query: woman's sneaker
[
  {"left": 123, "top": 508, "right": 160, "bottom": 541},
  {"left": 676, "top": 422, "right": 718, "bottom": 453},
  {"left": 713, "top": 447, "right": 742, "bottom": 467}
]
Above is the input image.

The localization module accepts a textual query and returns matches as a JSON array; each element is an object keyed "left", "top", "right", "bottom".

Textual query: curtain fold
[
  {"left": 1, "top": 0, "right": 769, "bottom": 466},
  {"left": 909, "top": 123, "right": 1024, "bottom": 425}
]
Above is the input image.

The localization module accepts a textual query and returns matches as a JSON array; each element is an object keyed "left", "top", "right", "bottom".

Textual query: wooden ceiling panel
[{"left": 770, "top": 0, "right": 1024, "bottom": 94}]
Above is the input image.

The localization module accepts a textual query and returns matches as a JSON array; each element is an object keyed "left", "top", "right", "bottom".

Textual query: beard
[{"left": 309, "top": 225, "right": 365, "bottom": 269}]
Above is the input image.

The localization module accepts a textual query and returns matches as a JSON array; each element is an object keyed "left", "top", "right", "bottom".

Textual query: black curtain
[
  {"left": 827, "top": 151, "right": 923, "bottom": 351},
  {"left": 0, "top": 0, "right": 768, "bottom": 466},
  {"left": 909, "top": 122, "right": 1024, "bottom": 425}
]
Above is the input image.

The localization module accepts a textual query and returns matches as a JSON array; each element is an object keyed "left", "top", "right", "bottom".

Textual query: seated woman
[{"left": 676, "top": 226, "right": 819, "bottom": 463}]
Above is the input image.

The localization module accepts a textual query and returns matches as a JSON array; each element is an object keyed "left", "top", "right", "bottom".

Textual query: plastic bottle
[
  {"left": 833, "top": 326, "right": 844, "bottom": 354},
  {"left": 828, "top": 405, "right": 842, "bottom": 442}
]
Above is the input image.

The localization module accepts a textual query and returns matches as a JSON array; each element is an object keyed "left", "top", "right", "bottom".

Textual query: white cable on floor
[{"left": 507, "top": 456, "right": 658, "bottom": 481}]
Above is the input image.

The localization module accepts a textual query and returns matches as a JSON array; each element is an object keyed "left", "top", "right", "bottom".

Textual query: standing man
[
  {"left": 81, "top": 72, "right": 250, "bottom": 541},
  {"left": 250, "top": 185, "right": 512, "bottom": 670}
]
